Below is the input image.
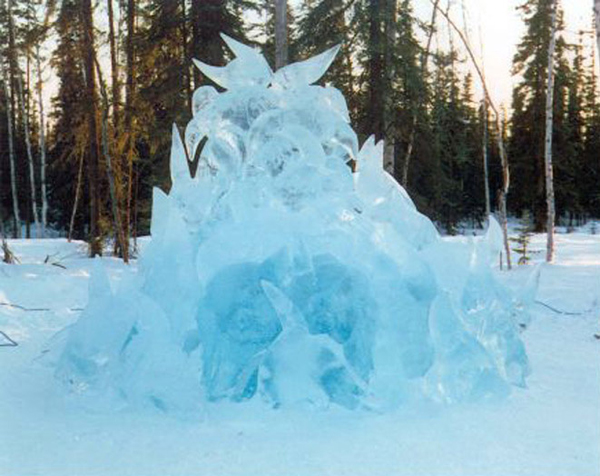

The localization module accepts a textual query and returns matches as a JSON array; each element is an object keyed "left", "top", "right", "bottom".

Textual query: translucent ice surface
[{"left": 56, "top": 35, "right": 532, "bottom": 412}]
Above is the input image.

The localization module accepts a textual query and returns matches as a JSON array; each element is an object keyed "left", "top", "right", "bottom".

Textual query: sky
[{"left": 414, "top": 0, "right": 596, "bottom": 108}]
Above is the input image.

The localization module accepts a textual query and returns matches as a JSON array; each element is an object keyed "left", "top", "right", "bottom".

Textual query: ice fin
[
  {"left": 357, "top": 135, "right": 376, "bottom": 163},
  {"left": 272, "top": 44, "right": 341, "bottom": 89},
  {"left": 221, "top": 33, "right": 259, "bottom": 58},
  {"left": 193, "top": 58, "right": 230, "bottom": 89},
  {"left": 485, "top": 215, "right": 504, "bottom": 257}
]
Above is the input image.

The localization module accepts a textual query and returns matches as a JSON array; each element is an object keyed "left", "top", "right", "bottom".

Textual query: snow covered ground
[{"left": 1, "top": 232, "right": 599, "bottom": 476}]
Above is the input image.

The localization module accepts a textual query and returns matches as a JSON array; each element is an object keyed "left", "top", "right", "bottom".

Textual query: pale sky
[{"left": 413, "top": 0, "right": 596, "bottom": 108}]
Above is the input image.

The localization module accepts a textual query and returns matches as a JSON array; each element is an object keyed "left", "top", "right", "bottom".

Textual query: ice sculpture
[{"left": 56, "top": 35, "right": 533, "bottom": 412}]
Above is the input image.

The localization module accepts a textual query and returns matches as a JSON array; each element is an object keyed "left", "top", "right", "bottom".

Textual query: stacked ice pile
[{"left": 56, "top": 36, "right": 535, "bottom": 412}]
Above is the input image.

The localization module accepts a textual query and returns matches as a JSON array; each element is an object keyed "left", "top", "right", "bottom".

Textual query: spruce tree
[
  {"left": 296, "top": 0, "right": 355, "bottom": 116},
  {"left": 510, "top": 0, "right": 570, "bottom": 231}
]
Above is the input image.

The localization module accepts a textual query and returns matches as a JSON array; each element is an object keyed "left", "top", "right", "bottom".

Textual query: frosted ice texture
[{"left": 56, "top": 35, "right": 532, "bottom": 412}]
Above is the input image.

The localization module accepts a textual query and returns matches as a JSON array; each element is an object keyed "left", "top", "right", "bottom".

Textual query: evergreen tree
[
  {"left": 509, "top": 0, "right": 571, "bottom": 231},
  {"left": 48, "top": 0, "right": 87, "bottom": 236},
  {"left": 582, "top": 37, "right": 600, "bottom": 217},
  {"left": 557, "top": 36, "right": 586, "bottom": 224},
  {"left": 296, "top": 0, "right": 355, "bottom": 116}
]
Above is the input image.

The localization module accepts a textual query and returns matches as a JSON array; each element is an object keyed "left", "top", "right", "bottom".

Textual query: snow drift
[{"left": 56, "top": 36, "right": 534, "bottom": 412}]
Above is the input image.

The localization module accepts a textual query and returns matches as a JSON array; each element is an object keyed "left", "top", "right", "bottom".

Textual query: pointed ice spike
[
  {"left": 357, "top": 135, "right": 376, "bottom": 168},
  {"left": 89, "top": 258, "right": 112, "bottom": 299},
  {"left": 220, "top": 33, "right": 258, "bottom": 58},
  {"left": 192, "top": 58, "right": 230, "bottom": 89},
  {"left": 272, "top": 44, "right": 341, "bottom": 89},
  {"left": 170, "top": 124, "right": 191, "bottom": 185},
  {"left": 484, "top": 215, "right": 504, "bottom": 256}
]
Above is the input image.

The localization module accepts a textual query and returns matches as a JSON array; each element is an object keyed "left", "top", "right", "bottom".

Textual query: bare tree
[
  {"left": 34, "top": 44, "right": 48, "bottom": 237},
  {"left": 431, "top": 1, "right": 512, "bottom": 269},
  {"left": 401, "top": 0, "right": 440, "bottom": 187},
  {"left": 275, "top": 0, "right": 289, "bottom": 70},
  {"left": 79, "top": 0, "right": 102, "bottom": 257},
  {"left": 481, "top": 99, "right": 491, "bottom": 217},
  {"left": 16, "top": 74, "right": 41, "bottom": 238},
  {"left": 1, "top": 64, "right": 21, "bottom": 238},
  {"left": 544, "top": 0, "right": 558, "bottom": 263},
  {"left": 107, "top": 0, "right": 121, "bottom": 130},
  {"left": 94, "top": 55, "right": 128, "bottom": 263},
  {"left": 478, "top": 24, "right": 491, "bottom": 218},
  {"left": 123, "top": 0, "right": 137, "bottom": 261},
  {"left": 382, "top": 0, "right": 397, "bottom": 176},
  {"left": 68, "top": 151, "right": 85, "bottom": 242},
  {"left": 8, "top": 0, "right": 40, "bottom": 238}
]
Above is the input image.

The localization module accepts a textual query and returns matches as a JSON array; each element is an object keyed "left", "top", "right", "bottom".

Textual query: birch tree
[
  {"left": 1, "top": 64, "right": 20, "bottom": 238},
  {"left": 34, "top": 42, "right": 47, "bottom": 237},
  {"left": 481, "top": 99, "right": 491, "bottom": 217},
  {"left": 16, "top": 69, "right": 41, "bottom": 238},
  {"left": 432, "top": 1, "right": 512, "bottom": 269},
  {"left": 382, "top": 0, "right": 397, "bottom": 176},
  {"left": 544, "top": 0, "right": 558, "bottom": 262}
]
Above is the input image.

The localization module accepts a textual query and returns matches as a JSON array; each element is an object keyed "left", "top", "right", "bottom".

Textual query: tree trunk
[
  {"left": 94, "top": 55, "right": 128, "bottom": 263},
  {"left": 382, "top": 0, "right": 397, "bottom": 176},
  {"left": 68, "top": 151, "right": 85, "bottom": 242},
  {"left": 34, "top": 45, "right": 48, "bottom": 237},
  {"left": 368, "top": 0, "right": 384, "bottom": 143},
  {"left": 180, "top": 0, "right": 192, "bottom": 106},
  {"left": 544, "top": 0, "right": 558, "bottom": 263},
  {"left": 124, "top": 0, "right": 136, "bottom": 261},
  {"left": 107, "top": 0, "right": 121, "bottom": 130},
  {"left": 401, "top": 0, "right": 439, "bottom": 187},
  {"left": 432, "top": 1, "right": 512, "bottom": 269},
  {"left": 595, "top": 0, "right": 600, "bottom": 65},
  {"left": 107, "top": 0, "right": 123, "bottom": 256},
  {"left": 482, "top": 100, "right": 491, "bottom": 217},
  {"left": 497, "top": 116, "right": 512, "bottom": 270},
  {"left": 16, "top": 73, "right": 41, "bottom": 238},
  {"left": 1, "top": 65, "right": 21, "bottom": 238},
  {"left": 275, "top": 0, "right": 289, "bottom": 70},
  {"left": 80, "top": 0, "right": 102, "bottom": 257}
]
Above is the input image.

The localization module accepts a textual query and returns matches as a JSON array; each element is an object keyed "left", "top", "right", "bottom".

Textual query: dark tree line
[{"left": 0, "top": 0, "right": 599, "bottom": 256}]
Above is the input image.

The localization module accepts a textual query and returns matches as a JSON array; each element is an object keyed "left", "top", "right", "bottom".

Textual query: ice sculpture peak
[{"left": 193, "top": 36, "right": 340, "bottom": 90}]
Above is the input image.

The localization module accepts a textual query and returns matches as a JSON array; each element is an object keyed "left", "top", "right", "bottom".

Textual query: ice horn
[
  {"left": 192, "top": 58, "right": 230, "bottom": 89},
  {"left": 220, "top": 33, "right": 257, "bottom": 58},
  {"left": 273, "top": 43, "right": 341, "bottom": 88}
]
